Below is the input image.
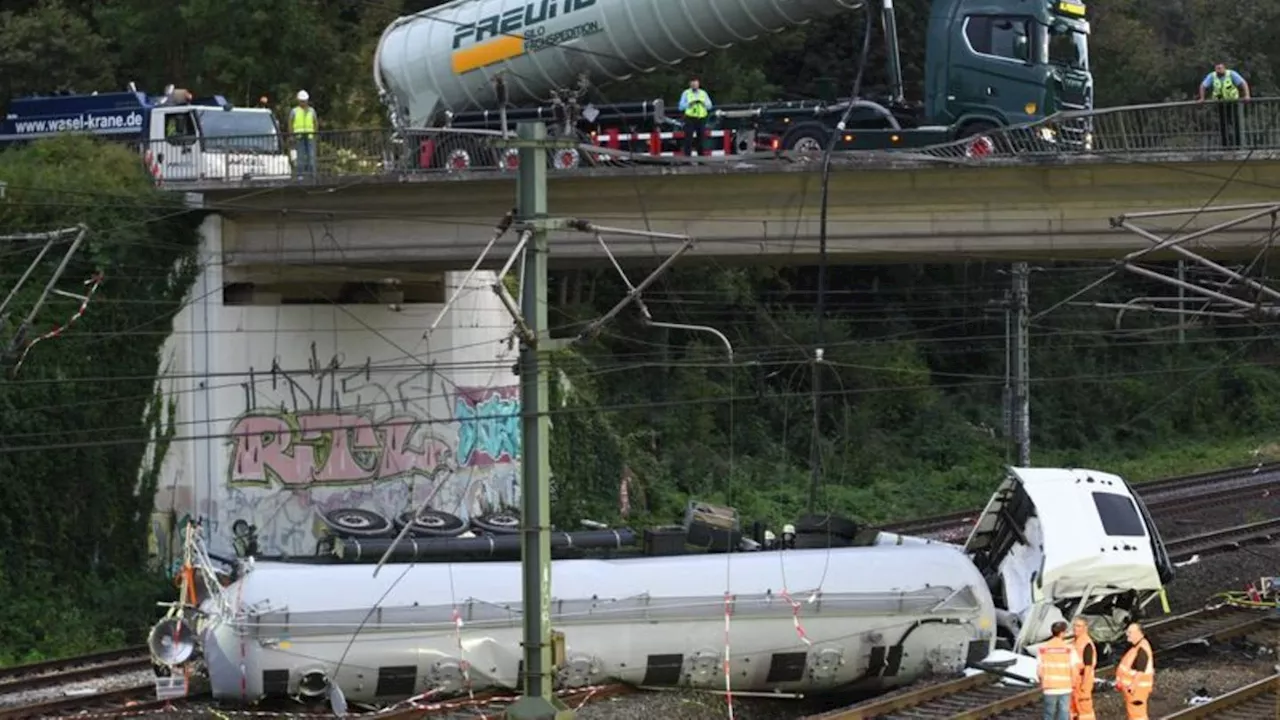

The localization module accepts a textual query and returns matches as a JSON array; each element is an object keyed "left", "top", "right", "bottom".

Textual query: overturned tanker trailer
[{"left": 149, "top": 467, "right": 1172, "bottom": 707}]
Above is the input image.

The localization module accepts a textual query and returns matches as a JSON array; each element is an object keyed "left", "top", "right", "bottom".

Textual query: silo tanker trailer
[
  {"left": 372, "top": 0, "right": 1093, "bottom": 170},
  {"left": 148, "top": 467, "right": 1170, "bottom": 708}
]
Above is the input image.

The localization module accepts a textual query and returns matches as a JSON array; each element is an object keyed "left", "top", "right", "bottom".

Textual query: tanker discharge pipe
[{"left": 375, "top": 0, "right": 864, "bottom": 127}]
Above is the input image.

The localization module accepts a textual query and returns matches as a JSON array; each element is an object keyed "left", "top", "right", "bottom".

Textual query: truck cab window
[
  {"left": 1047, "top": 25, "right": 1088, "bottom": 70},
  {"left": 965, "top": 16, "right": 1031, "bottom": 63},
  {"left": 1091, "top": 491, "right": 1146, "bottom": 537},
  {"left": 164, "top": 112, "right": 198, "bottom": 144}
]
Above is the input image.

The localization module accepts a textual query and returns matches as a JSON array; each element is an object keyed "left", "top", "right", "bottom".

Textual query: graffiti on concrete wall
[
  {"left": 455, "top": 386, "right": 521, "bottom": 466},
  {"left": 207, "top": 347, "right": 521, "bottom": 556}
]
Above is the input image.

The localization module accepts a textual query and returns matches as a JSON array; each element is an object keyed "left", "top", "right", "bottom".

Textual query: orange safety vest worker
[
  {"left": 1072, "top": 631, "right": 1097, "bottom": 720},
  {"left": 1116, "top": 637, "right": 1155, "bottom": 720}
]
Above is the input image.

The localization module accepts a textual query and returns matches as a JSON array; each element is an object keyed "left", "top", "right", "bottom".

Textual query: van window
[{"left": 1092, "top": 492, "right": 1145, "bottom": 537}]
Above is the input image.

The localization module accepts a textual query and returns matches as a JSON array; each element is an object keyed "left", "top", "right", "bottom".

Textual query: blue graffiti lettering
[{"left": 455, "top": 392, "right": 521, "bottom": 466}]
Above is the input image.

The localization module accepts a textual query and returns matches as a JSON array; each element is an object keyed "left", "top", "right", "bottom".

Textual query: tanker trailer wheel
[
  {"left": 781, "top": 122, "right": 832, "bottom": 158},
  {"left": 792, "top": 530, "right": 854, "bottom": 549},
  {"left": 322, "top": 508, "right": 394, "bottom": 538},
  {"left": 395, "top": 509, "right": 468, "bottom": 538},
  {"left": 432, "top": 135, "right": 495, "bottom": 172},
  {"left": 472, "top": 509, "right": 521, "bottom": 535},
  {"left": 794, "top": 513, "right": 860, "bottom": 540}
]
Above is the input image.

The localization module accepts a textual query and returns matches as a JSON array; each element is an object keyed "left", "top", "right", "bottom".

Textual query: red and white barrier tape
[
  {"left": 452, "top": 606, "right": 476, "bottom": 699},
  {"left": 779, "top": 590, "right": 814, "bottom": 647},
  {"left": 11, "top": 272, "right": 104, "bottom": 375},
  {"left": 722, "top": 592, "right": 735, "bottom": 720}
]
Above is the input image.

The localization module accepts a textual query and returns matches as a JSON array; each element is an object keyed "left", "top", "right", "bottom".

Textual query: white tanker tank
[
  {"left": 374, "top": 0, "right": 862, "bottom": 127},
  {"left": 152, "top": 468, "right": 1170, "bottom": 707}
]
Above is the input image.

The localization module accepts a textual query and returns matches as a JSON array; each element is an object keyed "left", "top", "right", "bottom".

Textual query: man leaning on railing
[{"left": 1197, "top": 63, "right": 1250, "bottom": 148}]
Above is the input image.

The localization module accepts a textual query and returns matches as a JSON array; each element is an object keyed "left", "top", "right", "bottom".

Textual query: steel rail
[
  {"left": 0, "top": 655, "right": 153, "bottom": 697},
  {"left": 1166, "top": 517, "right": 1280, "bottom": 560},
  {"left": 880, "top": 461, "right": 1280, "bottom": 535},
  {"left": 1158, "top": 672, "right": 1280, "bottom": 718},
  {"left": 0, "top": 646, "right": 149, "bottom": 686},
  {"left": 0, "top": 683, "right": 159, "bottom": 720}
]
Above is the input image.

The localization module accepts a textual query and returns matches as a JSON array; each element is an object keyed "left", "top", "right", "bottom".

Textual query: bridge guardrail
[
  {"left": 138, "top": 126, "right": 632, "bottom": 184},
  {"left": 905, "top": 97, "right": 1280, "bottom": 161},
  {"left": 132, "top": 98, "right": 1280, "bottom": 185}
]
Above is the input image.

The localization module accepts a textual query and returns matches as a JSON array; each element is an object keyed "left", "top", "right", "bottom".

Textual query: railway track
[
  {"left": 802, "top": 604, "right": 1275, "bottom": 719},
  {"left": 1165, "top": 517, "right": 1280, "bottom": 560},
  {"left": 0, "top": 646, "right": 151, "bottom": 695},
  {"left": 0, "top": 682, "right": 170, "bottom": 720},
  {"left": 1159, "top": 672, "right": 1280, "bottom": 718},
  {"left": 882, "top": 461, "right": 1280, "bottom": 538}
]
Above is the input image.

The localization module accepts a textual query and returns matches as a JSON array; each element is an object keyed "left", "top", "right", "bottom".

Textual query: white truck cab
[
  {"left": 146, "top": 103, "right": 291, "bottom": 183},
  {"left": 965, "top": 467, "right": 1171, "bottom": 651}
]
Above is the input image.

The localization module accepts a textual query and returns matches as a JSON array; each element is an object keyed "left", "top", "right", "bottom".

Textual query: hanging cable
[{"left": 807, "top": 0, "right": 875, "bottom": 512}]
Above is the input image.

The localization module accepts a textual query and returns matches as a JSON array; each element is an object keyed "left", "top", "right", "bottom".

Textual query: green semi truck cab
[{"left": 774, "top": 0, "right": 1092, "bottom": 152}]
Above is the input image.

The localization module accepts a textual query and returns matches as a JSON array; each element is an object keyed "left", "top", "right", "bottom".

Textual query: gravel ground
[
  {"left": 1093, "top": 629, "right": 1280, "bottom": 718},
  {"left": 0, "top": 667, "right": 156, "bottom": 710}
]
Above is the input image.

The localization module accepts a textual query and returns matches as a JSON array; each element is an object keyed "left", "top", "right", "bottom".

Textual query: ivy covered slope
[
  {"left": 547, "top": 264, "right": 1280, "bottom": 529},
  {"left": 0, "top": 136, "right": 202, "bottom": 664}
]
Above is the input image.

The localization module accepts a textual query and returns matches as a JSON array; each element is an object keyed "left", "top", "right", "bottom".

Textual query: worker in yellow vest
[
  {"left": 1037, "top": 621, "right": 1079, "bottom": 720},
  {"left": 290, "top": 90, "right": 319, "bottom": 179},
  {"left": 678, "top": 77, "right": 713, "bottom": 158},
  {"left": 1198, "top": 64, "right": 1250, "bottom": 148},
  {"left": 1115, "top": 622, "right": 1155, "bottom": 720},
  {"left": 1070, "top": 616, "right": 1097, "bottom": 720}
]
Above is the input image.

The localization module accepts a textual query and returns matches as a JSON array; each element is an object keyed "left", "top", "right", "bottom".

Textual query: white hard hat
[{"left": 296, "top": 90, "right": 310, "bottom": 101}]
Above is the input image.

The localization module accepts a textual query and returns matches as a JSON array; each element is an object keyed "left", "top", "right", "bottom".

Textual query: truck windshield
[
  {"left": 1048, "top": 26, "right": 1088, "bottom": 71},
  {"left": 195, "top": 110, "right": 281, "bottom": 153}
]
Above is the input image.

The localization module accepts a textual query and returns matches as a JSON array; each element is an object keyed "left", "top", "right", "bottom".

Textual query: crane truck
[
  {"left": 374, "top": 0, "right": 1092, "bottom": 170},
  {"left": 0, "top": 84, "right": 291, "bottom": 182}
]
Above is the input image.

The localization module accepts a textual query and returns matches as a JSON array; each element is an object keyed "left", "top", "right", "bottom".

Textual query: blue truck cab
[{"left": 0, "top": 86, "right": 290, "bottom": 182}]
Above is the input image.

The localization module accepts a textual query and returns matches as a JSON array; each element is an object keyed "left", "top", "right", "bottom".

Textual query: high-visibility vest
[
  {"left": 681, "top": 89, "right": 710, "bottom": 119},
  {"left": 1116, "top": 638, "right": 1155, "bottom": 700},
  {"left": 290, "top": 106, "right": 317, "bottom": 135},
  {"left": 1038, "top": 637, "right": 1075, "bottom": 692},
  {"left": 1212, "top": 72, "right": 1241, "bottom": 100},
  {"left": 1074, "top": 634, "right": 1097, "bottom": 690}
]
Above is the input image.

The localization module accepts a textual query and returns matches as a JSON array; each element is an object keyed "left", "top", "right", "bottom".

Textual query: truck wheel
[
  {"left": 322, "top": 508, "right": 393, "bottom": 538},
  {"left": 792, "top": 530, "right": 853, "bottom": 549},
  {"left": 395, "top": 509, "right": 468, "bottom": 538},
  {"left": 472, "top": 509, "right": 521, "bottom": 535},
  {"left": 958, "top": 121, "right": 1004, "bottom": 157},
  {"left": 781, "top": 123, "right": 832, "bottom": 157},
  {"left": 794, "top": 513, "right": 859, "bottom": 539}
]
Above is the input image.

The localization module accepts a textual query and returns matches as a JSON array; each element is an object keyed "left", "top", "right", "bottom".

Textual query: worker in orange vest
[
  {"left": 1037, "top": 620, "right": 1080, "bottom": 720},
  {"left": 1115, "top": 622, "right": 1155, "bottom": 720},
  {"left": 1070, "top": 617, "right": 1097, "bottom": 720}
]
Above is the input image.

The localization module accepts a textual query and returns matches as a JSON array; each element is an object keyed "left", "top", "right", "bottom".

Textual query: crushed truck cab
[
  {"left": 0, "top": 87, "right": 291, "bottom": 183},
  {"left": 965, "top": 467, "right": 1171, "bottom": 650}
]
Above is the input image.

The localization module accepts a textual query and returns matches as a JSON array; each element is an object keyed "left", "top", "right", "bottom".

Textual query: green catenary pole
[{"left": 504, "top": 121, "right": 573, "bottom": 720}]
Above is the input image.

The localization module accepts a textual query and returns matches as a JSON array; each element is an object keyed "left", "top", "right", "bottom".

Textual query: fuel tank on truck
[
  {"left": 374, "top": 0, "right": 863, "bottom": 127},
  {"left": 200, "top": 544, "right": 995, "bottom": 704}
]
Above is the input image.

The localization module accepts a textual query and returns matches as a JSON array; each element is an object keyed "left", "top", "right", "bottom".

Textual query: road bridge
[
  {"left": 174, "top": 100, "right": 1280, "bottom": 273},
  {"left": 205, "top": 153, "right": 1280, "bottom": 273}
]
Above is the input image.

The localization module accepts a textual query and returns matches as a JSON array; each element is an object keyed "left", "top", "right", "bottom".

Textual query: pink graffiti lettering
[{"left": 229, "top": 412, "right": 449, "bottom": 486}]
